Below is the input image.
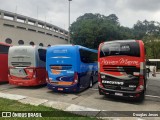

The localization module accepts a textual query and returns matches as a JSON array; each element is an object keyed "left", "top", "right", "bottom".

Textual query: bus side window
[
  {"left": 81, "top": 56, "right": 87, "bottom": 63},
  {"left": 38, "top": 49, "right": 46, "bottom": 62},
  {"left": 79, "top": 49, "right": 97, "bottom": 63},
  {"left": 90, "top": 52, "right": 97, "bottom": 63},
  {"left": 0, "top": 45, "right": 9, "bottom": 54}
]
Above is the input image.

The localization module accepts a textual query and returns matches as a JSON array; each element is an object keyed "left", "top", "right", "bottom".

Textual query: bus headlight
[{"left": 101, "top": 75, "right": 105, "bottom": 79}]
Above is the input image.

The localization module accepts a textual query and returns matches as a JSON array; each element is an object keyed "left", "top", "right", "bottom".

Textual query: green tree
[
  {"left": 143, "top": 35, "right": 160, "bottom": 59},
  {"left": 133, "top": 20, "right": 160, "bottom": 59},
  {"left": 133, "top": 20, "right": 160, "bottom": 39},
  {"left": 70, "top": 13, "right": 134, "bottom": 49},
  {"left": 70, "top": 13, "right": 160, "bottom": 60}
]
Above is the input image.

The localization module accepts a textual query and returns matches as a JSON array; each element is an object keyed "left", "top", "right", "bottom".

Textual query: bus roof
[
  {"left": 102, "top": 40, "right": 142, "bottom": 44},
  {"left": 49, "top": 44, "right": 97, "bottom": 53},
  {"left": 10, "top": 45, "right": 46, "bottom": 49}
]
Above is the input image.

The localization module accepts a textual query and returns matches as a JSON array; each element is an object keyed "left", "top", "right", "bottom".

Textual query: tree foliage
[
  {"left": 134, "top": 20, "right": 160, "bottom": 59},
  {"left": 143, "top": 35, "right": 160, "bottom": 59},
  {"left": 70, "top": 13, "right": 160, "bottom": 58},
  {"left": 133, "top": 20, "right": 160, "bottom": 39},
  {"left": 70, "top": 13, "right": 134, "bottom": 49}
]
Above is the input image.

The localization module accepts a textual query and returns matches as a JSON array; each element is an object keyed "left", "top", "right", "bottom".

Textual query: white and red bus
[
  {"left": 8, "top": 46, "right": 46, "bottom": 86},
  {"left": 0, "top": 42, "right": 11, "bottom": 82},
  {"left": 98, "top": 40, "right": 146, "bottom": 101}
]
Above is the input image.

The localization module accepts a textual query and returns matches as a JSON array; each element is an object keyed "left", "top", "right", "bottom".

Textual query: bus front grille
[
  {"left": 102, "top": 77, "right": 139, "bottom": 91},
  {"left": 11, "top": 62, "right": 31, "bottom": 67},
  {"left": 103, "top": 84, "right": 135, "bottom": 91},
  {"left": 103, "top": 65, "right": 140, "bottom": 72}
]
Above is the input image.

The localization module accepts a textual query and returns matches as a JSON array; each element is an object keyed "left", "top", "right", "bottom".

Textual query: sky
[{"left": 0, "top": 0, "right": 160, "bottom": 30}]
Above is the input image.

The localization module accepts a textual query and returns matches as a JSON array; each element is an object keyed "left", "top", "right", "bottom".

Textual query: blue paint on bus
[{"left": 46, "top": 45, "right": 98, "bottom": 92}]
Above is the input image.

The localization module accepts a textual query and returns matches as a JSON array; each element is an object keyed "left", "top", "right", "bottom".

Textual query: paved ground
[{"left": 0, "top": 73, "right": 160, "bottom": 119}]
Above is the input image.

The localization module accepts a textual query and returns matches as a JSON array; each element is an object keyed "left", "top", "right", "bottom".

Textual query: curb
[{"left": 0, "top": 92, "right": 145, "bottom": 120}]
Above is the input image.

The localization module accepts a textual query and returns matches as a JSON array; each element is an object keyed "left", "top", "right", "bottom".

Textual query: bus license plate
[
  {"left": 115, "top": 92, "right": 123, "bottom": 96},
  {"left": 10, "top": 68, "right": 26, "bottom": 76},
  {"left": 58, "top": 88, "right": 63, "bottom": 91}
]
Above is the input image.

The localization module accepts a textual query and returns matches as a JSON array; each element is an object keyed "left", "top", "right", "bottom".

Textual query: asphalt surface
[{"left": 0, "top": 73, "right": 160, "bottom": 112}]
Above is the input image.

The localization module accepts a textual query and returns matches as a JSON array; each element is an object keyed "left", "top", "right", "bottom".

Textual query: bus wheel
[
  {"left": 89, "top": 78, "right": 93, "bottom": 88},
  {"left": 137, "top": 91, "right": 145, "bottom": 102}
]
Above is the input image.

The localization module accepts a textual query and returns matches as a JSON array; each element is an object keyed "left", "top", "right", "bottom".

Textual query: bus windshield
[
  {"left": 100, "top": 41, "right": 140, "bottom": 57},
  {"left": 9, "top": 46, "right": 36, "bottom": 67}
]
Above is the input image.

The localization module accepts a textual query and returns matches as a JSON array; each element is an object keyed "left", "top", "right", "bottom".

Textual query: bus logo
[{"left": 53, "top": 49, "right": 68, "bottom": 53}]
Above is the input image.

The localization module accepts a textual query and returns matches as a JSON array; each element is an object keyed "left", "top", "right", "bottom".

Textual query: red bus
[
  {"left": 0, "top": 42, "right": 11, "bottom": 82},
  {"left": 8, "top": 46, "right": 46, "bottom": 86},
  {"left": 98, "top": 40, "right": 146, "bottom": 101}
]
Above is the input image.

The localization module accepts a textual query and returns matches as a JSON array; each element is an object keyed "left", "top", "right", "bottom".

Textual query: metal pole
[
  {"left": 37, "top": 6, "right": 39, "bottom": 19},
  {"left": 68, "top": 0, "right": 72, "bottom": 44}
]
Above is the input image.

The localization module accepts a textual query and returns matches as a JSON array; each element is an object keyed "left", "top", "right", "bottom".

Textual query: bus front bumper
[
  {"left": 98, "top": 86, "right": 144, "bottom": 98},
  {"left": 47, "top": 83, "right": 79, "bottom": 93}
]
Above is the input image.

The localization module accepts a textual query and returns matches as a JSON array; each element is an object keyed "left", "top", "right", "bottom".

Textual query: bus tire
[
  {"left": 144, "top": 79, "right": 147, "bottom": 91},
  {"left": 98, "top": 88, "right": 102, "bottom": 95},
  {"left": 89, "top": 78, "right": 93, "bottom": 88},
  {"left": 137, "top": 91, "right": 145, "bottom": 102}
]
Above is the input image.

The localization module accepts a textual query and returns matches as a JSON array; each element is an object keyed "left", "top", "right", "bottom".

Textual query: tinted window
[
  {"left": 79, "top": 49, "right": 97, "bottom": 63},
  {"left": 38, "top": 49, "right": 46, "bottom": 62},
  {"left": 0, "top": 45, "right": 9, "bottom": 54},
  {"left": 100, "top": 42, "right": 140, "bottom": 57}
]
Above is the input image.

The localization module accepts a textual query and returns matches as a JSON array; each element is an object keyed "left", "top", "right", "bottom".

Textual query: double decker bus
[
  {"left": 46, "top": 45, "right": 98, "bottom": 92},
  {"left": 98, "top": 40, "right": 146, "bottom": 100},
  {"left": 0, "top": 42, "right": 11, "bottom": 82},
  {"left": 8, "top": 46, "right": 46, "bottom": 86}
]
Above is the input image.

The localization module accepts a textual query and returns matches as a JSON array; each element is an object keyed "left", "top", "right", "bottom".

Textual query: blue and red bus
[
  {"left": 0, "top": 42, "right": 11, "bottom": 82},
  {"left": 8, "top": 46, "right": 46, "bottom": 86},
  {"left": 46, "top": 45, "right": 98, "bottom": 92},
  {"left": 98, "top": 40, "right": 146, "bottom": 101}
]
